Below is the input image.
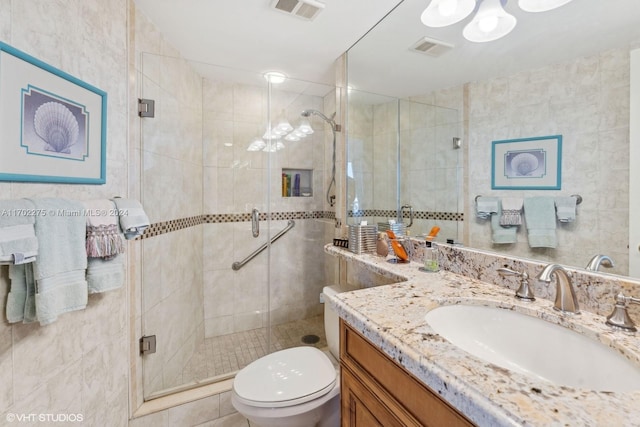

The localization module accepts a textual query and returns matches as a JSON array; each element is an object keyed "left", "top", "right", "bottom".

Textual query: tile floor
[{"left": 183, "top": 314, "right": 327, "bottom": 382}]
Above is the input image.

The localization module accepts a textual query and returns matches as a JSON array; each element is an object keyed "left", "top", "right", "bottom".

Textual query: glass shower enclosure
[
  {"left": 138, "top": 52, "right": 339, "bottom": 399},
  {"left": 346, "top": 89, "right": 463, "bottom": 241}
]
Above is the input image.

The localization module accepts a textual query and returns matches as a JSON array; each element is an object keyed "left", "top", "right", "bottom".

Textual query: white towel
[
  {"left": 29, "top": 198, "right": 88, "bottom": 325},
  {"left": 0, "top": 199, "right": 38, "bottom": 264},
  {"left": 492, "top": 203, "right": 517, "bottom": 244},
  {"left": 476, "top": 197, "right": 499, "bottom": 219},
  {"left": 6, "top": 264, "right": 34, "bottom": 323},
  {"left": 86, "top": 254, "right": 125, "bottom": 294},
  {"left": 84, "top": 199, "right": 124, "bottom": 258},
  {"left": 524, "top": 197, "right": 557, "bottom": 248},
  {"left": 555, "top": 196, "right": 577, "bottom": 223},
  {"left": 111, "top": 198, "right": 150, "bottom": 240},
  {"left": 500, "top": 198, "right": 523, "bottom": 226}
]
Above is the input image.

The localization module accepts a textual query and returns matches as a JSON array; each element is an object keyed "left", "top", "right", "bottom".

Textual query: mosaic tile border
[
  {"left": 349, "top": 209, "right": 464, "bottom": 222},
  {"left": 139, "top": 211, "right": 336, "bottom": 240},
  {"left": 139, "top": 209, "right": 461, "bottom": 240}
]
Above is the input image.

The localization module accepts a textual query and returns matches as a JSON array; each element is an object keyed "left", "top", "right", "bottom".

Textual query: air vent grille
[
  {"left": 410, "top": 37, "right": 454, "bottom": 57},
  {"left": 271, "top": 0, "right": 325, "bottom": 21},
  {"left": 273, "top": 0, "right": 298, "bottom": 13}
]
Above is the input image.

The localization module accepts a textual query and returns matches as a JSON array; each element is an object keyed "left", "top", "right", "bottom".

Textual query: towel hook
[{"left": 571, "top": 194, "right": 583, "bottom": 205}]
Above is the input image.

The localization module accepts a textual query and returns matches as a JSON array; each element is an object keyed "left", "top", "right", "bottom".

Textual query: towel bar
[{"left": 475, "top": 194, "right": 582, "bottom": 205}]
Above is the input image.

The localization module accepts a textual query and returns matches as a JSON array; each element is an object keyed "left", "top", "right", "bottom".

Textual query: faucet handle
[
  {"left": 498, "top": 268, "right": 535, "bottom": 301},
  {"left": 605, "top": 292, "right": 640, "bottom": 332}
]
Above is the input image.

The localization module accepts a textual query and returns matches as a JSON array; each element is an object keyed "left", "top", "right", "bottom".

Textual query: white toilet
[{"left": 231, "top": 285, "right": 345, "bottom": 427}]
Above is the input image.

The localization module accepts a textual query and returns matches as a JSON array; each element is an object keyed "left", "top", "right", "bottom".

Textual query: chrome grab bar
[
  {"left": 232, "top": 220, "right": 295, "bottom": 271},
  {"left": 251, "top": 208, "right": 260, "bottom": 238}
]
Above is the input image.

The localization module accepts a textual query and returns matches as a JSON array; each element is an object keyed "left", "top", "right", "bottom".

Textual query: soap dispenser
[
  {"left": 376, "top": 232, "right": 389, "bottom": 257},
  {"left": 423, "top": 241, "right": 439, "bottom": 272}
]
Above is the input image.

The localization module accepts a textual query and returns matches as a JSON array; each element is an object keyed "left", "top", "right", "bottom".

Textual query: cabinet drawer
[{"left": 340, "top": 320, "right": 474, "bottom": 427}]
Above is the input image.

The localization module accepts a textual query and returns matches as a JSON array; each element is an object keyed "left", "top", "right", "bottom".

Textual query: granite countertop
[{"left": 324, "top": 244, "right": 640, "bottom": 427}]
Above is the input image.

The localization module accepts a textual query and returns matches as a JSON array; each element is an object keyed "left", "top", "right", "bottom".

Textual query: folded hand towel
[
  {"left": 476, "top": 197, "right": 500, "bottom": 219},
  {"left": 492, "top": 203, "right": 518, "bottom": 244},
  {"left": 6, "top": 263, "right": 37, "bottom": 323},
  {"left": 84, "top": 199, "right": 124, "bottom": 258},
  {"left": 524, "top": 197, "right": 557, "bottom": 248},
  {"left": 0, "top": 199, "right": 38, "bottom": 264},
  {"left": 555, "top": 196, "right": 577, "bottom": 223},
  {"left": 499, "top": 197, "right": 523, "bottom": 226},
  {"left": 111, "top": 198, "right": 150, "bottom": 240},
  {"left": 86, "top": 254, "right": 125, "bottom": 294},
  {"left": 29, "top": 198, "right": 88, "bottom": 325}
]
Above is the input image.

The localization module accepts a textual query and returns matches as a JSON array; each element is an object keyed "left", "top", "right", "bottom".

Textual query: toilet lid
[{"left": 233, "top": 347, "right": 337, "bottom": 408}]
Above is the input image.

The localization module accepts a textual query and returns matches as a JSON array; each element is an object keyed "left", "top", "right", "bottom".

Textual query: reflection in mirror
[
  {"left": 347, "top": 0, "right": 640, "bottom": 277},
  {"left": 347, "top": 89, "right": 462, "bottom": 241}
]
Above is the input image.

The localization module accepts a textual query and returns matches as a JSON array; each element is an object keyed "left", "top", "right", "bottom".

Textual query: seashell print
[
  {"left": 510, "top": 152, "right": 539, "bottom": 176},
  {"left": 33, "top": 101, "right": 79, "bottom": 154}
]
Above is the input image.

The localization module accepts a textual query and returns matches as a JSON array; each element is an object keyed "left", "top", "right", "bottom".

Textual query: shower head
[{"left": 300, "top": 109, "right": 336, "bottom": 128}]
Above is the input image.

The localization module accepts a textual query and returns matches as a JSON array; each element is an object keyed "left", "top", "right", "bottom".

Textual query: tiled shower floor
[{"left": 182, "top": 314, "right": 327, "bottom": 382}]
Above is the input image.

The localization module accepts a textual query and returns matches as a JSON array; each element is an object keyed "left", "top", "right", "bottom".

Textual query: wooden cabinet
[{"left": 340, "top": 320, "right": 475, "bottom": 427}]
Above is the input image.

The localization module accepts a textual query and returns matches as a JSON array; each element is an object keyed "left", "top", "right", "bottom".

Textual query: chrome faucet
[
  {"left": 606, "top": 292, "right": 640, "bottom": 332},
  {"left": 585, "top": 254, "right": 615, "bottom": 271},
  {"left": 497, "top": 267, "right": 535, "bottom": 301},
  {"left": 536, "top": 264, "right": 580, "bottom": 314}
]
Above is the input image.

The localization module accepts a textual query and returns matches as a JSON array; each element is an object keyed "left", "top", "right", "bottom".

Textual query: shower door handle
[
  {"left": 401, "top": 205, "right": 413, "bottom": 228},
  {"left": 251, "top": 208, "right": 260, "bottom": 238}
]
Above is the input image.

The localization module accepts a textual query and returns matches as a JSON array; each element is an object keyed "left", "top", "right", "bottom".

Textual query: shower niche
[{"left": 281, "top": 168, "right": 313, "bottom": 197}]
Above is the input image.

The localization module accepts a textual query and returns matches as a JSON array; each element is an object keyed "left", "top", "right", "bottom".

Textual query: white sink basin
[{"left": 425, "top": 304, "right": 640, "bottom": 392}]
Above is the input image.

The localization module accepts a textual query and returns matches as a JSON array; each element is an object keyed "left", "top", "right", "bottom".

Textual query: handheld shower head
[{"left": 300, "top": 109, "right": 336, "bottom": 127}]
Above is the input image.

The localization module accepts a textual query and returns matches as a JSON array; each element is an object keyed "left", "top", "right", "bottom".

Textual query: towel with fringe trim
[
  {"left": 84, "top": 199, "right": 124, "bottom": 259},
  {"left": 500, "top": 197, "right": 523, "bottom": 226}
]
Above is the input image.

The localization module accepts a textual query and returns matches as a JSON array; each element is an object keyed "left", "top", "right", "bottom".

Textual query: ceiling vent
[
  {"left": 410, "top": 37, "right": 454, "bottom": 57},
  {"left": 270, "top": 0, "right": 325, "bottom": 21}
]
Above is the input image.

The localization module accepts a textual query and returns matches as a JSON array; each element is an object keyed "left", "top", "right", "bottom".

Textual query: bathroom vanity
[
  {"left": 325, "top": 244, "right": 640, "bottom": 426},
  {"left": 340, "top": 320, "right": 473, "bottom": 426}
]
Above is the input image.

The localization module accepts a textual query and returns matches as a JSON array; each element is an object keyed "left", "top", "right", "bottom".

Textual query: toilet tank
[{"left": 322, "top": 285, "right": 349, "bottom": 358}]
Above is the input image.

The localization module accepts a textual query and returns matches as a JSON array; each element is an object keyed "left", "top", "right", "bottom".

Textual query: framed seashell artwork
[
  {"left": 491, "top": 135, "right": 562, "bottom": 190},
  {"left": 0, "top": 42, "right": 106, "bottom": 184}
]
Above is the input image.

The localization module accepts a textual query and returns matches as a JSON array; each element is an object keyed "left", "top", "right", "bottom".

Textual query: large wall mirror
[{"left": 347, "top": 0, "right": 640, "bottom": 277}]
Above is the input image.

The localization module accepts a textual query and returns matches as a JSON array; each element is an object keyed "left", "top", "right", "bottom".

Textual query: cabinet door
[{"left": 342, "top": 365, "right": 404, "bottom": 427}]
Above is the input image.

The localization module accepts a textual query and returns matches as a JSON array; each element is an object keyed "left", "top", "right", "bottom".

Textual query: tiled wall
[
  {"left": 347, "top": 96, "right": 463, "bottom": 241},
  {"left": 0, "top": 0, "right": 130, "bottom": 425},
  {"left": 201, "top": 77, "right": 335, "bottom": 338},
  {"left": 429, "top": 46, "right": 636, "bottom": 276}
]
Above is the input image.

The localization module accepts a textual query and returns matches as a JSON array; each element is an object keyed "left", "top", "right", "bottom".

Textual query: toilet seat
[{"left": 233, "top": 347, "right": 337, "bottom": 408}]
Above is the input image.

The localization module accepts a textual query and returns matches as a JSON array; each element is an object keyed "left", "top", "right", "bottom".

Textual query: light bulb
[
  {"left": 478, "top": 15, "right": 498, "bottom": 33},
  {"left": 463, "top": 0, "right": 516, "bottom": 43},
  {"left": 421, "top": 0, "right": 475, "bottom": 28},
  {"left": 438, "top": 0, "right": 457, "bottom": 17},
  {"left": 297, "top": 119, "right": 314, "bottom": 135},
  {"left": 263, "top": 71, "right": 286, "bottom": 84}
]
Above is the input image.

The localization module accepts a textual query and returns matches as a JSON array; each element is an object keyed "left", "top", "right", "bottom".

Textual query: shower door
[
  {"left": 139, "top": 52, "right": 336, "bottom": 400},
  {"left": 347, "top": 90, "right": 462, "bottom": 242}
]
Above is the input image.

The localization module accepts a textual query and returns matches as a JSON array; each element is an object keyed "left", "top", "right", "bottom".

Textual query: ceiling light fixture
[
  {"left": 421, "top": 0, "right": 476, "bottom": 27},
  {"left": 463, "top": 0, "right": 516, "bottom": 42},
  {"left": 421, "top": 0, "right": 573, "bottom": 43},
  {"left": 517, "top": 0, "right": 573, "bottom": 12},
  {"left": 263, "top": 71, "right": 287, "bottom": 84}
]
